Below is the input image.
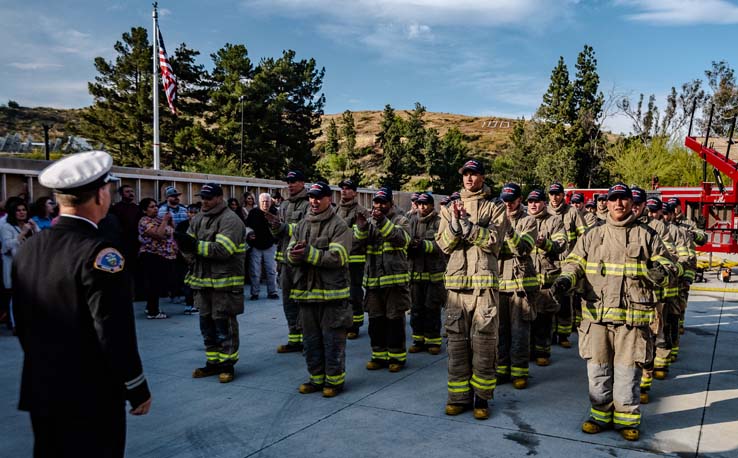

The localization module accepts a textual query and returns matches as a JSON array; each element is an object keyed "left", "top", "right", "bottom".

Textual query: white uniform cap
[{"left": 38, "top": 150, "right": 118, "bottom": 193}]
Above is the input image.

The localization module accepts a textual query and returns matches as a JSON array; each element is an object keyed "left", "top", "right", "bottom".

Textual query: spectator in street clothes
[
  {"left": 110, "top": 184, "right": 142, "bottom": 296},
  {"left": 272, "top": 191, "right": 284, "bottom": 211},
  {"left": 30, "top": 196, "right": 55, "bottom": 231},
  {"left": 242, "top": 192, "right": 256, "bottom": 217},
  {"left": 245, "top": 193, "right": 279, "bottom": 300},
  {"left": 176, "top": 203, "right": 201, "bottom": 314},
  {"left": 1, "top": 200, "right": 38, "bottom": 331},
  {"left": 138, "top": 198, "right": 177, "bottom": 319},
  {"left": 158, "top": 186, "right": 188, "bottom": 301},
  {"left": 0, "top": 196, "right": 24, "bottom": 329},
  {"left": 228, "top": 198, "right": 247, "bottom": 222}
]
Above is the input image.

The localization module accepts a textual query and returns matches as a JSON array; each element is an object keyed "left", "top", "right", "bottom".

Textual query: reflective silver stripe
[{"left": 125, "top": 373, "right": 146, "bottom": 390}]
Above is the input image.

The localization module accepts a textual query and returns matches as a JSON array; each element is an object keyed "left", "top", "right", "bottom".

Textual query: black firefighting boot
[{"left": 192, "top": 362, "right": 221, "bottom": 378}]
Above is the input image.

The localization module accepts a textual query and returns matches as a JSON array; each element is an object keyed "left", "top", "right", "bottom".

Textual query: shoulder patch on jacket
[{"left": 93, "top": 247, "right": 125, "bottom": 273}]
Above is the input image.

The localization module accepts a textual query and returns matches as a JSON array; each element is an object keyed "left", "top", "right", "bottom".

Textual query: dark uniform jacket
[{"left": 12, "top": 216, "right": 150, "bottom": 416}]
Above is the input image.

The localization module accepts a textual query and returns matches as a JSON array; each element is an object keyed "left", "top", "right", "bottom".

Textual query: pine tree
[
  {"left": 325, "top": 118, "right": 339, "bottom": 155},
  {"left": 340, "top": 110, "right": 356, "bottom": 160},
  {"left": 427, "top": 127, "right": 469, "bottom": 194},
  {"left": 377, "top": 104, "right": 408, "bottom": 189},
  {"left": 404, "top": 102, "right": 427, "bottom": 175},
  {"left": 80, "top": 27, "right": 154, "bottom": 167},
  {"left": 571, "top": 44, "right": 605, "bottom": 187}
]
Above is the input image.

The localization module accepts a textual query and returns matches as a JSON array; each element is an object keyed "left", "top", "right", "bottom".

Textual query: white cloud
[
  {"left": 244, "top": 0, "right": 576, "bottom": 27},
  {"left": 9, "top": 62, "right": 63, "bottom": 70},
  {"left": 159, "top": 8, "right": 172, "bottom": 16},
  {"left": 616, "top": 0, "right": 738, "bottom": 24}
]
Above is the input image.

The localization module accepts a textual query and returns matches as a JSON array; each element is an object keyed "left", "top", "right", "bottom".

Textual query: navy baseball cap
[
  {"left": 668, "top": 197, "right": 680, "bottom": 206},
  {"left": 595, "top": 193, "right": 607, "bottom": 201},
  {"left": 548, "top": 182, "right": 565, "bottom": 194},
  {"left": 307, "top": 181, "right": 332, "bottom": 198},
  {"left": 416, "top": 192, "right": 434, "bottom": 204},
  {"left": 373, "top": 187, "right": 393, "bottom": 203},
  {"left": 199, "top": 183, "right": 223, "bottom": 198},
  {"left": 607, "top": 182, "right": 632, "bottom": 200},
  {"left": 440, "top": 196, "right": 450, "bottom": 206},
  {"left": 663, "top": 202, "right": 677, "bottom": 214},
  {"left": 646, "top": 197, "right": 662, "bottom": 211},
  {"left": 449, "top": 192, "right": 461, "bottom": 201},
  {"left": 631, "top": 187, "right": 647, "bottom": 204},
  {"left": 585, "top": 199, "right": 596, "bottom": 208},
  {"left": 570, "top": 193, "right": 584, "bottom": 204},
  {"left": 500, "top": 183, "right": 522, "bottom": 202},
  {"left": 338, "top": 178, "right": 358, "bottom": 191},
  {"left": 458, "top": 159, "right": 484, "bottom": 175},
  {"left": 410, "top": 192, "right": 420, "bottom": 202},
  {"left": 526, "top": 189, "right": 546, "bottom": 202},
  {"left": 284, "top": 170, "right": 306, "bottom": 183}
]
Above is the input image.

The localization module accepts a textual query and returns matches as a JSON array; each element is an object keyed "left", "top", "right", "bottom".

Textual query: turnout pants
[
  {"left": 445, "top": 289, "right": 499, "bottom": 404},
  {"left": 31, "top": 408, "right": 126, "bottom": 458},
  {"left": 497, "top": 292, "right": 532, "bottom": 379},
  {"left": 196, "top": 289, "right": 243, "bottom": 366},
  {"left": 365, "top": 286, "right": 411, "bottom": 366},
  {"left": 348, "top": 262, "right": 366, "bottom": 332},
  {"left": 641, "top": 302, "right": 666, "bottom": 391},
  {"left": 554, "top": 295, "right": 574, "bottom": 337},
  {"left": 410, "top": 281, "right": 444, "bottom": 348},
  {"left": 301, "top": 300, "right": 352, "bottom": 388},
  {"left": 281, "top": 265, "right": 303, "bottom": 344},
  {"left": 579, "top": 320, "right": 652, "bottom": 430}
]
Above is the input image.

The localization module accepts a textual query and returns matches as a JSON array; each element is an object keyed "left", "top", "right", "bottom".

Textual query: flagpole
[{"left": 152, "top": 2, "right": 160, "bottom": 170}]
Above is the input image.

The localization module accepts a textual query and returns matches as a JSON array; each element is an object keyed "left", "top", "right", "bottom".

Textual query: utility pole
[{"left": 42, "top": 124, "right": 51, "bottom": 161}]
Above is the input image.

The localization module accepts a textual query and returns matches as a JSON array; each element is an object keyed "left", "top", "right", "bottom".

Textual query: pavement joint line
[
  {"left": 241, "top": 354, "right": 447, "bottom": 457},
  {"left": 352, "top": 401, "right": 666, "bottom": 456},
  {"left": 694, "top": 288, "right": 727, "bottom": 458}
]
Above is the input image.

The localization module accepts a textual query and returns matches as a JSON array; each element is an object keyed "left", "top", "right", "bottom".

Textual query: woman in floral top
[{"left": 138, "top": 197, "right": 177, "bottom": 319}]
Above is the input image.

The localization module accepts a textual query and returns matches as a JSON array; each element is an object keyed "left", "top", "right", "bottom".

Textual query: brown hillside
[{"left": 317, "top": 110, "right": 516, "bottom": 153}]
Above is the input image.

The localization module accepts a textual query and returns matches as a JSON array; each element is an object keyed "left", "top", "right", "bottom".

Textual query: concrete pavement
[{"left": 2, "top": 276, "right": 737, "bottom": 457}]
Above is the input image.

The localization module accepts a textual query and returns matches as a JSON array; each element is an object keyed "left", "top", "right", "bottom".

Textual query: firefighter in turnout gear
[
  {"left": 525, "top": 189, "right": 568, "bottom": 366},
  {"left": 354, "top": 187, "right": 412, "bottom": 372},
  {"left": 552, "top": 183, "right": 678, "bottom": 442},
  {"left": 336, "top": 178, "right": 368, "bottom": 339},
  {"left": 573, "top": 192, "right": 598, "bottom": 228},
  {"left": 270, "top": 170, "right": 310, "bottom": 353},
  {"left": 662, "top": 203, "right": 696, "bottom": 366},
  {"left": 496, "top": 183, "right": 538, "bottom": 389},
  {"left": 631, "top": 190, "right": 677, "bottom": 404},
  {"left": 548, "top": 182, "right": 587, "bottom": 349},
  {"left": 408, "top": 192, "right": 446, "bottom": 355},
  {"left": 595, "top": 194, "right": 609, "bottom": 221},
  {"left": 288, "top": 182, "right": 353, "bottom": 398},
  {"left": 436, "top": 159, "right": 511, "bottom": 420},
  {"left": 667, "top": 197, "right": 703, "bottom": 336},
  {"left": 178, "top": 183, "right": 247, "bottom": 384}
]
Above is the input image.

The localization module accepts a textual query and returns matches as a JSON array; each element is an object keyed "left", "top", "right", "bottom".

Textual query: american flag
[{"left": 157, "top": 25, "right": 177, "bottom": 115}]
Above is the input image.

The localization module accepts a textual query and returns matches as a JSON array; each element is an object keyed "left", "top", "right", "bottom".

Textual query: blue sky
[{"left": 2, "top": 0, "right": 738, "bottom": 133}]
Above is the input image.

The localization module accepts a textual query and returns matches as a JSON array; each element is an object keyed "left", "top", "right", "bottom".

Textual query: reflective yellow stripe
[
  {"left": 582, "top": 305, "right": 654, "bottom": 325},
  {"left": 326, "top": 372, "right": 346, "bottom": 385},
  {"left": 349, "top": 254, "right": 366, "bottom": 263},
  {"left": 185, "top": 274, "right": 244, "bottom": 288},
  {"left": 444, "top": 275, "right": 499, "bottom": 289},
  {"left": 218, "top": 351, "right": 239, "bottom": 361},
  {"left": 576, "top": 225, "right": 587, "bottom": 236},
  {"left": 306, "top": 245, "right": 321, "bottom": 265},
  {"left": 363, "top": 273, "right": 410, "bottom": 288},
  {"left": 378, "top": 219, "right": 394, "bottom": 237},
  {"left": 552, "top": 233, "right": 568, "bottom": 242},
  {"left": 613, "top": 411, "right": 641, "bottom": 426},
  {"left": 288, "top": 333, "right": 303, "bottom": 343},
  {"left": 411, "top": 271, "right": 445, "bottom": 282},
  {"left": 329, "top": 242, "right": 349, "bottom": 266},
  {"left": 197, "top": 240, "right": 210, "bottom": 256},
  {"left": 310, "top": 374, "right": 325, "bottom": 384},
  {"left": 290, "top": 288, "right": 350, "bottom": 301},
  {"left": 590, "top": 408, "right": 613, "bottom": 423},
  {"left": 353, "top": 225, "right": 368, "bottom": 240},
  {"left": 510, "top": 367, "right": 529, "bottom": 377},
  {"left": 448, "top": 380, "right": 471, "bottom": 393},
  {"left": 496, "top": 365, "right": 510, "bottom": 375},
  {"left": 564, "top": 253, "right": 587, "bottom": 269},
  {"left": 372, "top": 351, "right": 389, "bottom": 360},
  {"left": 352, "top": 314, "right": 364, "bottom": 323},
  {"left": 215, "top": 233, "right": 238, "bottom": 254},
  {"left": 275, "top": 251, "right": 285, "bottom": 262},
  {"left": 470, "top": 374, "right": 496, "bottom": 390},
  {"left": 388, "top": 351, "right": 407, "bottom": 362},
  {"left": 425, "top": 337, "right": 442, "bottom": 345},
  {"left": 499, "top": 277, "right": 540, "bottom": 291},
  {"left": 472, "top": 227, "right": 490, "bottom": 246},
  {"left": 423, "top": 240, "right": 434, "bottom": 254}
]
